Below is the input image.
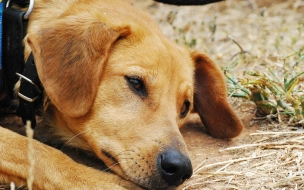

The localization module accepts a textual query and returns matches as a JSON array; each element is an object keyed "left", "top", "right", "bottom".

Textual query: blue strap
[{"left": 0, "top": 1, "right": 3, "bottom": 89}]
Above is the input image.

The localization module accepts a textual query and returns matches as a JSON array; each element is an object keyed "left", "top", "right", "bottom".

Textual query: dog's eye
[
  {"left": 180, "top": 100, "right": 190, "bottom": 118},
  {"left": 125, "top": 76, "right": 147, "bottom": 97}
]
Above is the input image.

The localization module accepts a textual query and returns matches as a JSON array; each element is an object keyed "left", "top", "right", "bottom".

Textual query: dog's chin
[{"left": 107, "top": 165, "right": 180, "bottom": 190}]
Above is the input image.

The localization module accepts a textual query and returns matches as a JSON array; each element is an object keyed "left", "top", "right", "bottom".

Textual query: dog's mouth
[
  {"left": 100, "top": 148, "right": 193, "bottom": 189},
  {"left": 101, "top": 150, "right": 119, "bottom": 164},
  {"left": 100, "top": 150, "right": 124, "bottom": 174}
]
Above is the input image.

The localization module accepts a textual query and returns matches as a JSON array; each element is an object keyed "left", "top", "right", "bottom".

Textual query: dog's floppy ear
[
  {"left": 27, "top": 21, "right": 130, "bottom": 117},
  {"left": 192, "top": 51, "right": 243, "bottom": 139}
]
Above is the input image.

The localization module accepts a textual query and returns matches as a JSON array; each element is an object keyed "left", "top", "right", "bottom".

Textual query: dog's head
[{"left": 25, "top": 1, "right": 243, "bottom": 189}]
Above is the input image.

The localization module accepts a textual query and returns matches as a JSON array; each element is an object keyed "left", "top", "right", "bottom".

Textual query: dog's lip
[{"left": 101, "top": 150, "right": 118, "bottom": 165}]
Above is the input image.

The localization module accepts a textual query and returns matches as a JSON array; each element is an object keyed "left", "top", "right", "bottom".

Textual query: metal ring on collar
[
  {"left": 16, "top": 72, "right": 42, "bottom": 93},
  {"left": 6, "top": 0, "right": 35, "bottom": 19}
]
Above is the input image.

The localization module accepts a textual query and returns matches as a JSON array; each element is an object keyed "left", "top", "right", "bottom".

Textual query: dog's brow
[{"left": 123, "top": 66, "right": 147, "bottom": 76}]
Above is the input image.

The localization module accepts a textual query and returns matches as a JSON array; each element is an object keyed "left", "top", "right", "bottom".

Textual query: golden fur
[{"left": 0, "top": 0, "right": 243, "bottom": 189}]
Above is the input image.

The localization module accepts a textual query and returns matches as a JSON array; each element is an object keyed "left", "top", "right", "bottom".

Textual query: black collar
[{"left": 1, "top": 3, "right": 41, "bottom": 127}]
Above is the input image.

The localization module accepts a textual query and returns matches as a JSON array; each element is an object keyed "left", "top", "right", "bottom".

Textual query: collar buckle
[{"left": 16, "top": 53, "right": 42, "bottom": 127}]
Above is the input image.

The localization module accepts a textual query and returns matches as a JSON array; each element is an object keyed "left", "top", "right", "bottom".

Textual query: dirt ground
[
  {"left": 1, "top": 0, "right": 304, "bottom": 189},
  {"left": 133, "top": 0, "right": 304, "bottom": 189}
]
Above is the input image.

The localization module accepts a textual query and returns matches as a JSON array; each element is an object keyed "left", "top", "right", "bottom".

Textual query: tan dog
[{"left": 0, "top": 0, "right": 243, "bottom": 189}]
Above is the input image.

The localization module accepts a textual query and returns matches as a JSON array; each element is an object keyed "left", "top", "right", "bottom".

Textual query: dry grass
[
  {"left": 25, "top": 121, "right": 34, "bottom": 190},
  {"left": 183, "top": 130, "right": 304, "bottom": 189},
  {"left": 134, "top": 0, "right": 304, "bottom": 189}
]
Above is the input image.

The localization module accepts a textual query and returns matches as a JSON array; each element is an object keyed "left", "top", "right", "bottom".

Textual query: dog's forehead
[{"left": 109, "top": 34, "right": 195, "bottom": 90}]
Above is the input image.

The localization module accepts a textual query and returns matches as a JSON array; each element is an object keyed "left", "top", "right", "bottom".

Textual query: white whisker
[{"left": 61, "top": 131, "right": 87, "bottom": 150}]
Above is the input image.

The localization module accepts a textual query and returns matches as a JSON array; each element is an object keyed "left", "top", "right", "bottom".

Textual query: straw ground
[{"left": 134, "top": 0, "right": 304, "bottom": 189}]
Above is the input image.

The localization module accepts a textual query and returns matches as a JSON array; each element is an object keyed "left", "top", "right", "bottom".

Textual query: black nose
[{"left": 158, "top": 149, "right": 193, "bottom": 186}]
